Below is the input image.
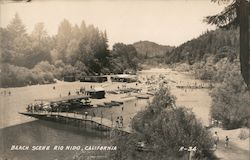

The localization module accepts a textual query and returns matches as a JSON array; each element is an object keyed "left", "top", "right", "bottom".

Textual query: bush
[
  {"left": 110, "top": 86, "right": 215, "bottom": 160},
  {"left": 193, "top": 56, "right": 240, "bottom": 83},
  {"left": 238, "top": 129, "right": 249, "bottom": 140},
  {"left": 0, "top": 62, "right": 57, "bottom": 87},
  {"left": 173, "top": 63, "right": 192, "bottom": 72},
  {"left": 210, "top": 69, "right": 250, "bottom": 129},
  {"left": 1, "top": 63, "right": 33, "bottom": 87}
]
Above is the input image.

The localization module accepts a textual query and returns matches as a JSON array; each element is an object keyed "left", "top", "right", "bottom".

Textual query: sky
[{"left": 0, "top": 0, "right": 226, "bottom": 47}]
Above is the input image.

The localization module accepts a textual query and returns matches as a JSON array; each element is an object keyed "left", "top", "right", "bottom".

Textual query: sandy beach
[{"left": 0, "top": 67, "right": 211, "bottom": 128}]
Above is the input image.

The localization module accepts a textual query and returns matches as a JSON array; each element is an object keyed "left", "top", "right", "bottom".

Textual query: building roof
[
  {"left": 111, "top": 74, "right": 137, "bottom": 79},
  {"left": 86, "top": 87, "right": 105, "bottom": 92}
]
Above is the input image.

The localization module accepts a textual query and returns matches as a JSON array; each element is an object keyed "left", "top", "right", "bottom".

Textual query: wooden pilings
[{"left": 19, "top": 112, "right": 131, "bottom": 135}]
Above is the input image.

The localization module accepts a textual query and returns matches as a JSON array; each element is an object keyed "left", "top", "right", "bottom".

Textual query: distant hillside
[
  {"left": 133, "top": 41, "right": 174, "bottom": 58},
  {"left": 166, "top": 28, "right": 239, "bottom": 64}
]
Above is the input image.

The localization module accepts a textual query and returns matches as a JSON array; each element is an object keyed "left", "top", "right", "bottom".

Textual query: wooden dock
[{"left": 19, "top": 111, "right": 132, "bottom": 134}]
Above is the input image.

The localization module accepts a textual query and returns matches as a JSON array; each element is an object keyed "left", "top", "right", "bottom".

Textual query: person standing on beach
[
  {"left": 115, "top": 119, "right": 119, "bottom": 128},
  {"left": 225, "top": 136, "right": 229, "bottom": 148},
  {"left": 120, "top": 116, "right": 123, "bottom": 128},
  {"left": 213, "top": 131, "right": 219, "bottom": 149},
  {"left": 85, "top": 112, "right": 88, "bottom": 119}
]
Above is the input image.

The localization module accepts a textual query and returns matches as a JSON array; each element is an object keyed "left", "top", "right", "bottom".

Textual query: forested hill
[
  {"left": 166, "top": 28, "right": 239, "bottom": 64},
  {"left": 133, "top": 41, "right": 174, "bottom": 58}
]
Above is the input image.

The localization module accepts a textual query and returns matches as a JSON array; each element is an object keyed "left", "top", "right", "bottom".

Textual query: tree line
[
  {"left": 166, "top": 28, "right": 239, "bottom": 65},
  {"left": 0, "top": 13, "right": 139, "bottom": 87},
  {"left": 168, "top": 26, "right": 250, "bottom": 129}
]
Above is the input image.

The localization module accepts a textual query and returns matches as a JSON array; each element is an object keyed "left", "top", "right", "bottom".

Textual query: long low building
[
  {"left": 64, "top": 75, "right": 76, "bottom": 82},
  {"left": 80, "top": 76, "right": 108, "bottom": 83},
  {"left": 110, "top": 74, "right": 138, "bottom": 83}
]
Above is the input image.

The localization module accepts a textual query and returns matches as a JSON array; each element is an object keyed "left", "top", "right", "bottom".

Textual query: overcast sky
[{"left": 0, "top": 0, "right": 226, "bottom": 47}]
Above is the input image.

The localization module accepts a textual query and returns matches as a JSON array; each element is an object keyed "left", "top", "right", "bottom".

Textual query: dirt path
[
  {"left": 210, "top": 127, "right": 249, "bottom": 160},
  {"left": 215, "top": 141, "right": 249, "bottom": 160}
]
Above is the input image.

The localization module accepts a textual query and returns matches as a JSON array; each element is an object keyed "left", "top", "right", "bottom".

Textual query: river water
[
  {"left": 0, "top": 120, "right": 109, "bottom": 160},
  {"left": 0, "top": 68, "right": 212, "bottom": 160},
  {"left": 0, "top": 80, "right": 148, "bottom": 160}
]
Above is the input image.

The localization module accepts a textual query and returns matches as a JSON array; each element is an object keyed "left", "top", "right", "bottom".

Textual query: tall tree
[
  {"left": 110, "top": 43, "right": 139, "bottom": 73},
  {"left": 80, "top": 20, "right": 87, "bottom": 37},
  {"left": 27, "top": 22, "right": 52, "bottom": 68},
  {"left": 7, "top": 13, "right": 27, "bottom": 38},
  {"left": 5, "top": 13, "right": 32, "bottom": 66},
  {"left": 71, "top": 24, "right": 81, "bottom": 41},
  {"left": 205, "top": 0, "right": 250, "bottom": 89},
  {"left": 0, "top": 28, "right": 13, "bottom": 63},
  {"left": 56, "top": 19, "right": 72, "bottom": 61},
  {"left": 31, "top": 23, "right": 48, "bottom": 44},
  {"left": 77, "top": 25, "right": 109, "bottom": 74}
]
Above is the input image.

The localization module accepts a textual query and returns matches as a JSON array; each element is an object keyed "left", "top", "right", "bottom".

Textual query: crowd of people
[
  {"left": 26, "top": 103, "right": 45, "bottom": 112},
  {"left": 0, "top": 90, "right": 11, "bottom": 96},
  {"left": 115, "top": 116, "right": 124, "bottom": 128}
]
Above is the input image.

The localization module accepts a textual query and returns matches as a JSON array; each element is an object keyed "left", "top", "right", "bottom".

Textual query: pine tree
[
  {"left": 7, "top": 13, "right": 27, "bottom": 38},
  {"left": 205, "top": 0, "right": 250, "bottom": 88}
]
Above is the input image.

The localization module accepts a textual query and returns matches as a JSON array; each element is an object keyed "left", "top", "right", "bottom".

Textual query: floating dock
[{"left": 19, "top": 111, "right": 132, "bottom": 134}]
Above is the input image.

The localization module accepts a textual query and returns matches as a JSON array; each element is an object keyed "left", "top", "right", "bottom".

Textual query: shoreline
[{"left": 0, "top": 67, "right": 211, "bottom": 128}]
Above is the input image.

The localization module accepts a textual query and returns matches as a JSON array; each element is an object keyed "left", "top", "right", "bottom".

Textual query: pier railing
[{"left": 19, "top": 111, "right": 132, "bottom": 134}]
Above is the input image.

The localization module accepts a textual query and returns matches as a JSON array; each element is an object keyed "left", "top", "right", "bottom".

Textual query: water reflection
[{"left": 0, "top": 120, "right": 109, "bottom": 160}]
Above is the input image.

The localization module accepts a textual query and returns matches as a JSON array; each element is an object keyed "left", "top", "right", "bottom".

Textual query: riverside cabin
[
  {"left": 64, "top": 75, "right": 76, "bottom": 82},
  {"left": 86, "top": 87, "right": 105, "bottom": 99},
  {"left": 80, "top": 76, "right": 108, "bottom": 83}
]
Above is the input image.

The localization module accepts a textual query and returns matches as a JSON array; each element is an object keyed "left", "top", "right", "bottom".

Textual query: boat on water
[
  {"left": 96, "top": 104, "right": 104, "bottom": 107},
  {"left": 146, "top": 92, "right": 155, "bottom": 96},
  {"left": 111, "top": 100, "right": 124, "bottom": 105},
  {"left": 136, "top": 95, "right": 150, "bottom": 99},
  {"left": 104, "top": 101, "right": 121, "bottom": 107}
]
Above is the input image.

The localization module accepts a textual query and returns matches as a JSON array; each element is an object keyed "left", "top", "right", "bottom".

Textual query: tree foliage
[
  {"left": 210, "top": 68, "right": 250, "bottom": 129},
  {"left": 0, "top": 14, "right": 139, "bottom": 87},
  {"left": 109, "top": 43, "right": 139, "bottom": 74},
  {"left": 204, "top": 0, "right": 239, "bottom": 29},
  {"left": 110, "top": 86, "right": 214, "bottom": 160},
  {"left": 167, "top": 28, "right": 239, "bottom": 65},
  {"left": 205, "top": 0, "right": 250, "bottom": 89}
]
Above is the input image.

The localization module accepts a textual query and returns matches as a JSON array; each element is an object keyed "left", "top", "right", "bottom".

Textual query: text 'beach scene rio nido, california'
[{"left": 0, "top": 0, "right": 250, "bottom": 160}]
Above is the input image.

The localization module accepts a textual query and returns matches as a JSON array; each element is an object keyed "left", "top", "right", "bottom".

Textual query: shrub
[
  {"left": 238, "top": 129, "right": 249, "bottom": 140},
  {"left": 0, "top": 62, "right": 57, "bottom": 87},
  {"left": 110, "top": 86, "right": 215, "bottom": 160},
  {"left": 210, "top": 70, "right": 250, "bottom": 129}
]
